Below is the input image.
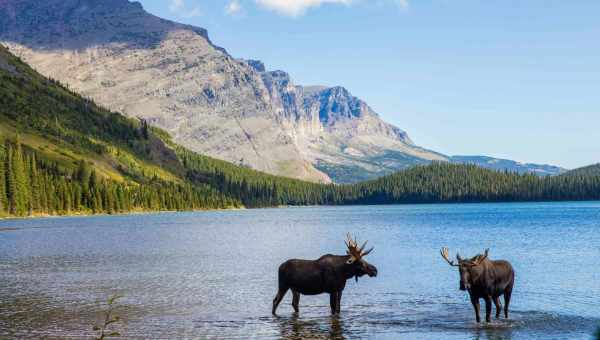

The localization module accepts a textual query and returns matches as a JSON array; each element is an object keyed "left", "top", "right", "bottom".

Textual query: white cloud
[
  {"left": 256, "top": 0, "right": 352, "bottom": 17},
  {"left": 225, "top": 0, "right": 242, "bottom": 15},
  {"left": 254, "top": 0, "right": 408, "bottom": 17},
  {"left": 395, "top": 0, "right": 409, "bottom": 9},
  {"left": 169, "top": 0, "right": 184, "bottom": 12},
  {"left": 168, "top": 0, "right": 202, "bottom": 18}
]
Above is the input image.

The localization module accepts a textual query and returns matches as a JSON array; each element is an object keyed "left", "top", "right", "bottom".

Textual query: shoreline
[
  {"left": 1, "top": 200, "right": 599, "bottom": 222},
  {"left": 0, "top": 206, "right": 247, "bottom": 222}
]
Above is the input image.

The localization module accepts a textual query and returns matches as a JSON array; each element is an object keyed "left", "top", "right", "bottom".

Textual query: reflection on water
[
  {"left": 1, "top": 202, "right": 600, "bottom": 339},
  {"left": 472, "top": 325, "right": 514, "bottom": 340},
  {"left": 276, "top": 315, "right": 345, "bottom": 340}
]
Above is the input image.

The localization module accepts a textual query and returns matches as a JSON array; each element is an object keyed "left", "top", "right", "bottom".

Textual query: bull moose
[
  {"left": 440, "top": 247, "right": 515, "bottom": 323},
  {"left": 272, "top": 234, "right": 378, "bottom": 315}
]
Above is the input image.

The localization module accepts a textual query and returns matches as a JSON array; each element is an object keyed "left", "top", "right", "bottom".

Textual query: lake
[{"left": 1, "top": 202, "right": 599, "bottom": 339}]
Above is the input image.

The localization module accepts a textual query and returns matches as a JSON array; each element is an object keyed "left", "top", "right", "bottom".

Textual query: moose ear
[{"left": 346, "top": 257, "right": 356, "bottom": 265}]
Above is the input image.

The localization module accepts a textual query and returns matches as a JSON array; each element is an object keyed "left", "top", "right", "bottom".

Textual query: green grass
[{"left": 0, "top": 44, "right": 185, "bottom": 185}]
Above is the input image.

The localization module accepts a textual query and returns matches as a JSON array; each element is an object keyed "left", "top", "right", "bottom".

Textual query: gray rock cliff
[{"left": 0, "top": 0, "right": 497, "bottom": 183}]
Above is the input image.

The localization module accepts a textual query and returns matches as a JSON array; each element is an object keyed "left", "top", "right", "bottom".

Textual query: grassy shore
[{"left": 0, "top": 205, "right": 246, "bottom": 221}]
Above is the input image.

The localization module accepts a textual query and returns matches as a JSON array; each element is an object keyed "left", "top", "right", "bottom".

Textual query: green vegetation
[
  {"left": 0, "top": 138, "right": 237, "bottom": 216},
  {"left": 0, "top": 45, "right": 238, "bottom": 217},
  {"left": 93, "top": 295, "right": 122, "bottom": 340},
  {"left": 563, "top": 164, "right": 600, "bottom": 178},
  {"left": 182, "top": 159, "right": 600, "bottom": 207},
  {"left": 347, "top": 163, "right": 600, "bottom": 204},
  {"left": 1, "top": 44, "right": 600, "bottom": 219}
]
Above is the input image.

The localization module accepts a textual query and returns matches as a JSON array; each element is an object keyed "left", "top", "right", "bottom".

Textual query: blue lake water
[{"left": 1, "top": 202, "right": 599, "bottom": 339}]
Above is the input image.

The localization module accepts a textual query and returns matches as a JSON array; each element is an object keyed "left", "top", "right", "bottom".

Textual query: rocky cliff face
[{"left": 0, "top": 0, "right": 447, "bottom": 183}]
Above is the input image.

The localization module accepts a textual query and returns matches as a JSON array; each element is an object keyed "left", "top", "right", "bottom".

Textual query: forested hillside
[
  {"left": 178, "top": 156, "right": 600, "bottom": 207},
  {"left": 0, "top": 45, "right": 240, "bottom": 217},
  {"left": 1, "top": 44, "right": 600, "bottom": 219},
  {"left": 346, "top": 163, "right": 600, "bottom": 204},
  {"left": 0, "top": 141, "right": 238, "bottom": 217},
  {"left": 563, "top": 164, "right": 600, "bottom": 178}
]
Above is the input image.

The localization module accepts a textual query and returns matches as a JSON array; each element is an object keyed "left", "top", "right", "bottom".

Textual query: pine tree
[
  {"left": 9, "top": 139, "right": 30, "bottom": 216},
  {"left": 0, "top": 144, "right": 6, "bottom": 214},
  {"left": 5, "top": 142, "right": 16, "bottom": 215},
  {"left": 76, "top": 159, "right": 91, "bottom": 185},
  {"left": 89, "top": 170, "right": 99, "bottom": 190},
  {"left": 141, "top": 119, "right": 150, "bottom": 140},
  {"left": 28, "top": 153, "right": 40, "bottom": 214}
]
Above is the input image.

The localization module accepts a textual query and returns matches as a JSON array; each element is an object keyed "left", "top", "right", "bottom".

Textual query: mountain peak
[
  {"left": 0, "top": 0, "right": 225, "bottom": 52},
  {"left": 0, "top": 0, "right": 446, "bottom": 183},
  {"left": 245, "top": 59, "right": 266, "bottom": 72}
]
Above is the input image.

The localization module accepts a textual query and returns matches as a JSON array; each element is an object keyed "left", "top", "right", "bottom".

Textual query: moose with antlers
[
  {"left": 440, "top": 247, "right": 515, "bottom": 323},
  {"left": 272, "top": 234, "right": 378, "bottom": 315}
]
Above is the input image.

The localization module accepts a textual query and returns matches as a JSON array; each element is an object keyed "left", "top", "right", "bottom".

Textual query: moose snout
[
  {"left": 367, "top": 265, "right": 378, "bottom": 277},
  {"left": 460, "top": 282, "right": 470, "bottom": 291}
]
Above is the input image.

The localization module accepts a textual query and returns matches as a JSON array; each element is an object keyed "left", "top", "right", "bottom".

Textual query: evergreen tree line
[
  {"left": 177, "top": 148, "right": 600, "bottom": 208},
  {"left": 0, "top": 140, "right": 239, "bottom": 217},
  {"left": 347, "top": 163, "right": 600, "bottom": 204},
  {"left": 563, "top": 164, "right": 600, "bottom": 178}
]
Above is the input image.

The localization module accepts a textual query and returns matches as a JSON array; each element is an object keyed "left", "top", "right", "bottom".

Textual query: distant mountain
[
  {"left": 450, "top": 156, "right": 567, "bottom": 176},
  {"left": 0, "top": 0, "right": 445, "bottom": 184},
  {"left": 562, "top": 164, "right": 600, "bottom": 177}
]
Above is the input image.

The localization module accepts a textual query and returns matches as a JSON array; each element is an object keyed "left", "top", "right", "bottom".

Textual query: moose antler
[
  {"left": 473, "top": 248, "right": 489, "bottom": 265},
  {"left": 440, "top": 247, "right": 459, "bottom": 267},
  {"left": 345, "top": 233, "right": 374, "bottom": 261}
]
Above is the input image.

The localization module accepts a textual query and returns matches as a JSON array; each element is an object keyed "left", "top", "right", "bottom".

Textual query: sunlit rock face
[{"left": 0, "top": 0, "right": 446, "bottom": 183}]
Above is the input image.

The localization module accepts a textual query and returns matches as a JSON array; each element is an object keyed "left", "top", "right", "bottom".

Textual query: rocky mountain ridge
[
  {"left": 0, "top": 0, "right": 564, "bottom": 182},
  {"left": 0, "top": 0, "right": 448, "bottom": 183}
]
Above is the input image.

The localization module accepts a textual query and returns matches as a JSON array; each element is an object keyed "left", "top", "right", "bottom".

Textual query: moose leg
[
  {"left": 470, "top": 296, "right": 481, "bottom": 323},
  {"left": 504, "top": 283, "right": 513, "bottom": 319},
  {"left": 272, "top": 287, "right": 289, "bottom": 315},
  {"left": 493, "top": 296, "right": 502, "bottom": 319},
  {"left": 335, "top": 290, "right": 343, "bottom": 314},
  {"left": 292, "top": 290, "right": 300, "bottom": 313},
  {"left": 329, "top": 292, "right": 337, "bottom": 315},
  {"left": 483, "top": 296, "right": 492, "bottom": 323}
]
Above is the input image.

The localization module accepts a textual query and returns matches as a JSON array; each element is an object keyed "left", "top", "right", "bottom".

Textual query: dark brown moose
[
  {"left": 272, "top": 234, "right": 378, "bottom": 315},
  {"left": 440, "top": 247, "right": 515, "bottom": 323}
]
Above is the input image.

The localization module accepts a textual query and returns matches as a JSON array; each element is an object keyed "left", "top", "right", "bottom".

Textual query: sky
[{"left": 137, "top": 0, "right": 599, "bottom": 169}]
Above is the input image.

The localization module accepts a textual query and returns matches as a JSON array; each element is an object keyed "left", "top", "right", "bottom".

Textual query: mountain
[
  {"left": 563, "top": 164, "right": 600, "bottom": 177},
  {"left": 0, "top": 43, "right": 242, "bottom": 216},
  {"left": 0, "top": 42, "right": 340, "bottom": 216},
  {"left": 0, "top": 0, "right": 446, "bottom": 184},
  {"left": 450, "top": 156, "right": 566, "bottom": 176},
  {"left": 2, "top": 43, "right": 599, "bottom": 220},
  {"left": 0, "top": 0, "right": 567, "bottom": 184}
]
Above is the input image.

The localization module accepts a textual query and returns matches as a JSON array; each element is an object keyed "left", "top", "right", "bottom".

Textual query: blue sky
[{"left": 137, "top": 0, "right": 599, "bottom": 169}]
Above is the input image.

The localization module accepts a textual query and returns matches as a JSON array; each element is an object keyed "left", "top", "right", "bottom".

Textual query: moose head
[
  {"left": 440, "top": 247, "right": 489, "bottom": 291},
  {"left": 345, "top": 233, "right": 378, "bottom": 281}
]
